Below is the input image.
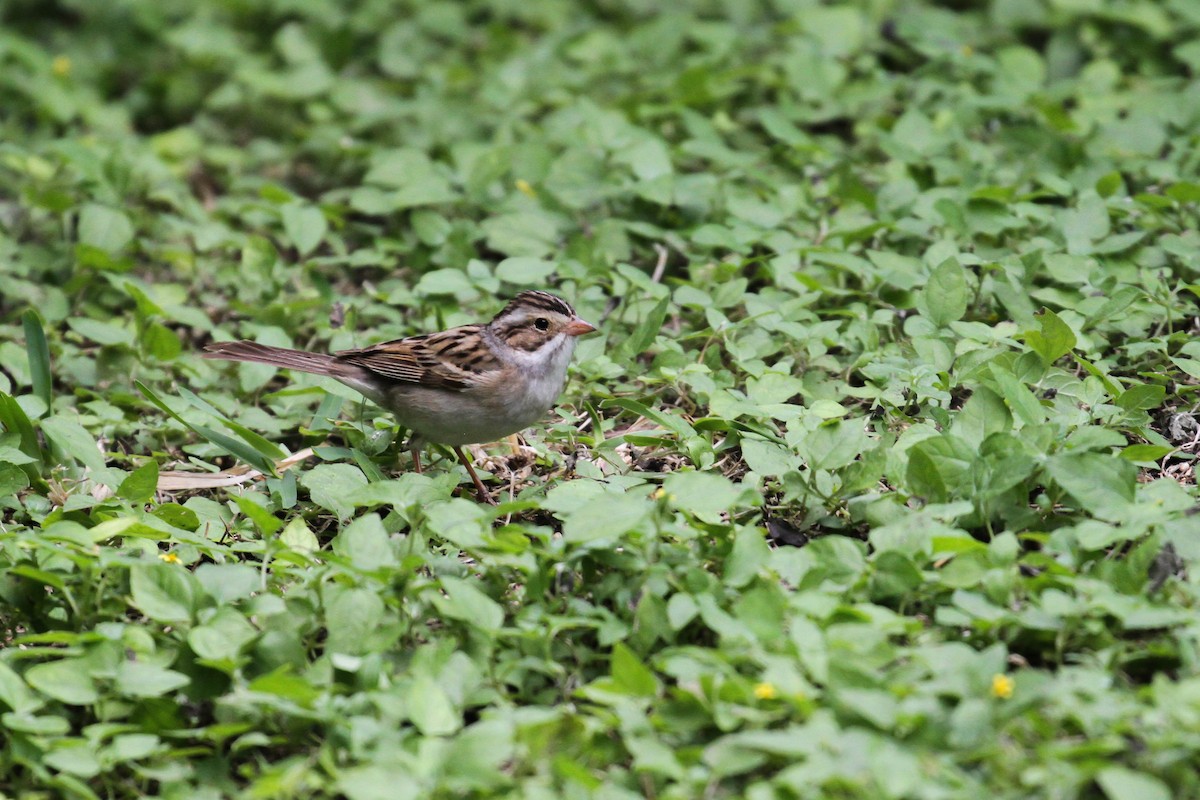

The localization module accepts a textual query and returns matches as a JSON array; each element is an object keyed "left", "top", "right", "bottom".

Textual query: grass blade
[
  {"left": 22, "top": 310, "right": 52, "bottom": 410},
  {"left": 177, "top": 387, "right": 287, "bottom": 461},
  {"left": 136, "top": 381, "right": 278, "bottom": 476}
]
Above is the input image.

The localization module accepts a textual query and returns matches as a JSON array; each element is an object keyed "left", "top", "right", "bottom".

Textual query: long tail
[{"left": 202, "top": 341, "right": 344, "bottom": 377}]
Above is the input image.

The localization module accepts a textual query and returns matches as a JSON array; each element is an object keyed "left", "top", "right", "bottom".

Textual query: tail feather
[{"left": 203, "top": 341, "right": 343, "bottom": 377}]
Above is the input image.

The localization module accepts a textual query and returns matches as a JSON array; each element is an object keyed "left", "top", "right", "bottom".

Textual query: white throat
[{"left": 504, "top": 333, "right": 577, "bottom": 416}]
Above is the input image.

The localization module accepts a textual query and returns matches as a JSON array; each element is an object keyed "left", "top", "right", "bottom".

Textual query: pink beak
[{"left": 564, "top": 317, "right": 597, "bottom": 337}]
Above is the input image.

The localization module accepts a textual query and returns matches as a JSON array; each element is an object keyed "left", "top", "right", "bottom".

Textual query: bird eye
[{"left": 534, "top": 317, "right": 550, "bottom": 331}]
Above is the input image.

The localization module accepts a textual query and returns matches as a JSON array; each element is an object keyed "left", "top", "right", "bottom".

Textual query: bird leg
[
  {"left": 453, "top": 446, "right": 495, "bottom": 505},
  {"left": 410, "top": 445, "right": 423, "bottom": 474}
]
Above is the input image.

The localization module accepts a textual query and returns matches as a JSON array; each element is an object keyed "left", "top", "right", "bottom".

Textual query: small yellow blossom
[
  {"left": 159, "top": 552, "right": 181, "bottom": 564},
  {"left": 514, "top": 179, "right": 537, "bottom": 198},
  {"left": 961, "top": 45, "right": 974, "bottom": 57},
  {"left": 753, "top": 682, "right": 777, "bottom": 700},
  {"left": 991, "top": 673, "right": 1014, "bottom": 699},
  {"left": 52, "top": 56, "right": 71, "bottom": 77}
]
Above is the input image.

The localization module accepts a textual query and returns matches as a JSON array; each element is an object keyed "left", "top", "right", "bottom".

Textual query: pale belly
[{"left": 338, "top": 374, "right": 567, "bottom": 446}]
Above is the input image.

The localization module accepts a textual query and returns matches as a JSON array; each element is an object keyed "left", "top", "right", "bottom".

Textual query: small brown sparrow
[{"left": 203, "top": 291, "right": 597, "bottom": 503}]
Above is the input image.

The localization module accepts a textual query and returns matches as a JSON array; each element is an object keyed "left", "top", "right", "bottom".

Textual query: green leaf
[
  {"left": 332, "top": 512, "right": 396, "bottom": 570},
  {"left": 0, "top": 464, "right": 30, "bottom": 497},
  {"left": 188, "top": 607, "right": 259, "bottom": 664},
  {"left": 22, "top": 310, "right": 52, "bottom": 409},
  {"left": 562, "top": 494, "right": 652, "bottom": 545},
  {"left": 662, "top": 471, "right": 746, "bottom": 522},
  {"left": 801, "top": 420, "right": 872, "bottom": 470},
  {"left": 24, "top": 659, "right": 98, "bottom": 706},
  {"left": 437, "top": 577, "right": 504, "bottom": 633},
  {"left": 142, "top": 321, "right": 183, "bottom": 361},
  {"left": 280, "top": 516, "right": 319, "bottom": 553},
  {"left": 117, "top": 461, "right": 159, "bottom": 504},
  {"left": 280, "top": 202, "right": 327, "bottom": 256},
  {"left": 0, "top": 391, "right": 42, "bottom": 456},
  {"left": 302, "top": 463, "right": 368, "bottom": 520},
  {"left": 195, "top": 563, "right": 260, "bottom": 603},
  {"left": 129, "top": 563, "right": 198, "bottom": 623},
  {"left": 617, "top": 296, "right": 670, "bottom": 361},
  {"left": 137, "top": 381, "right": 277, "bottom": 476},
  {"left": 610, "top": 643, "right": 659, "bottom": 697},
  {"left": 78, "top": 203, "right": 134, "bottom": 252},
  {"left": 922, "top": 258, "right": 968, "bottom": 327},
  {"left": 113, "top": 661, "right": 190, "bottom": 698},
  {"left": 1120, "top": 444, "right": 1173, "bottom": 462},
  {"left": 724, "top": 527, "right": 769, "bottom": 588},
  {"left": 1096, "top": 767, "right": 1170, "bottom": 800},
  {"left": 495, "top": 257, "right": 557, "bottom": 285},
  {"left": 1115, "top": 383, "right": 1165, "bottom": 412},
  {"left": 178, "top": 387, "right": 286, "bottom": 461},
  {"left": 40, "top": 415, "right": 110, "bottom": 476},
  {"left": 1023, "top": 309, "right": 1076, "bottom": 364},
  {"left": 406, "top": 674, "right": 459, "bottom": 735},
  {"left": 0, "top": 661, "right": 44, "bottom": 715},
  {"left": 1045, "top": 453, "right": 1136, "bottom": 521},
  {"left": 326, "top": 588, "right": 385, "bottom": 654}
]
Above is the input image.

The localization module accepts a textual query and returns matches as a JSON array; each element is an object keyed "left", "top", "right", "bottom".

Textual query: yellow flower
[
  {"left": 753, "top": 682, "right": 777, "bottom": 700},
  {"left": 991, "top": 673, "right": 1014, "bottom": 699},
  {"left": 514, "top": 179, "right": 537, "bottom": 198},
  {"left": 52, "top": 56, "right": 71, "bottom": 77},
  {"left": 159, "top": 552, "right": 181, "bottom": 564}
]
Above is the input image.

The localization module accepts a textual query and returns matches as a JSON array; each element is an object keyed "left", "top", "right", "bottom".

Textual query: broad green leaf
[
  {"left": 1115, "top": 383, "right": 1165, "bottom": 412},
  {"left": 279, "top": 516, "right": 319, "bottom": 553},
  {"left": 1096, "top": 767, "right": 1170, "bottom": 800},
  {"left": 189, "top": 607, "right": 259, "bottom": 664},
  {"left": 332, "top": 512, "right": 396, "bottom": 570},
  {"left": 0, "top": 661, "right": 43, "bottom": 715},
  {"left": 562, "top": 493, "right": 652, "bottom": 545},
  {"left": 280, "top": 202, "right": 327, "bottom": 256},
  {"left": 129, "top": 563, "right": 198, "bottom": 623},
  {"left": 495, "top": 257, "right": 556, "bottom": 285},
  {"left": 117, "top": 461, "right": 159, "bottom": 504},
  {"left": 438, "top": 576, "right": 504, "bottom": 633},
  {"left": 406, "top": 674, "right": 459, "bottom": 735},
  {"left": 1023, "top": 309, "right": 1076, "bottom": 365},
  {"left": 922, "top": 258, "right": 968, "bottom": 327},
  {"left": 24, "top": 659, "right": 98, "bottom": 706},
  {"left": 1120, "top": 444, "right": 1173, "bottom": 462},
  {"left": 662, "top": 471, "right": 746, "bottom": 521},
  {"left": 301, "top": 464, "right": 368, "bottom": 520},
  {"left": 724, "top": 527, "right": 770, "bottom": 587},
  {"left": 610, "top": 643, "right": 659, "bottom": 697},
  {"left": 40, "top": 415, "right": 110, "bottom": 475},
  {"left": 1045, "top": 453, "right": 1136, "bottom": 521},
  {"left": 326, "top": 588, "right": 386, "bottom": 654},
  {"left": 78, "top": 203, "right": 134, "bottom": 252},
  {"left": 113, "top": 661, "right": 190, "bottom": 698}
]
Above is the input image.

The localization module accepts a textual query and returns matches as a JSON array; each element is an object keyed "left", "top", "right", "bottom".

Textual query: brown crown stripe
[{"left": 497, "top": 291, "right": 575, "bottom": 320}]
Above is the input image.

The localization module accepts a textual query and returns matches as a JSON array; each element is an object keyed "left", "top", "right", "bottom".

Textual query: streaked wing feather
[{"left": 334, "top": 326, "right": 499, "bottom": 391}]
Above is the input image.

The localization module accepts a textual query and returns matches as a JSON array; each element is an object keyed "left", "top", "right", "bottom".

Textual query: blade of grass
[
  {"left": 602, "top": 398, "right": 696, "bottom": 438},
  {"left": 308, "top": 392, "right": 343, "bottom": 432},
  {"left": 137, "top": 381, "right": 277, "bottom": 476},
  {"left": 177, "top": 387, "right": 287, "bottom": 461},
  {"left": 22, "top": 310, "right": 52, "bottom": 411}
]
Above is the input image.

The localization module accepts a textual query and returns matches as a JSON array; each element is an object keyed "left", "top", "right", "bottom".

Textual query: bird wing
[{"left": 334, "top": 325, "right": 501, "bottom": 391}]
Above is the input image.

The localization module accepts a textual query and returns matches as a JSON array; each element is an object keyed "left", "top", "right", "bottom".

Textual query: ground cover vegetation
[{"left": 2, "top": 0, "right": 1200, "bottom": 797}]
